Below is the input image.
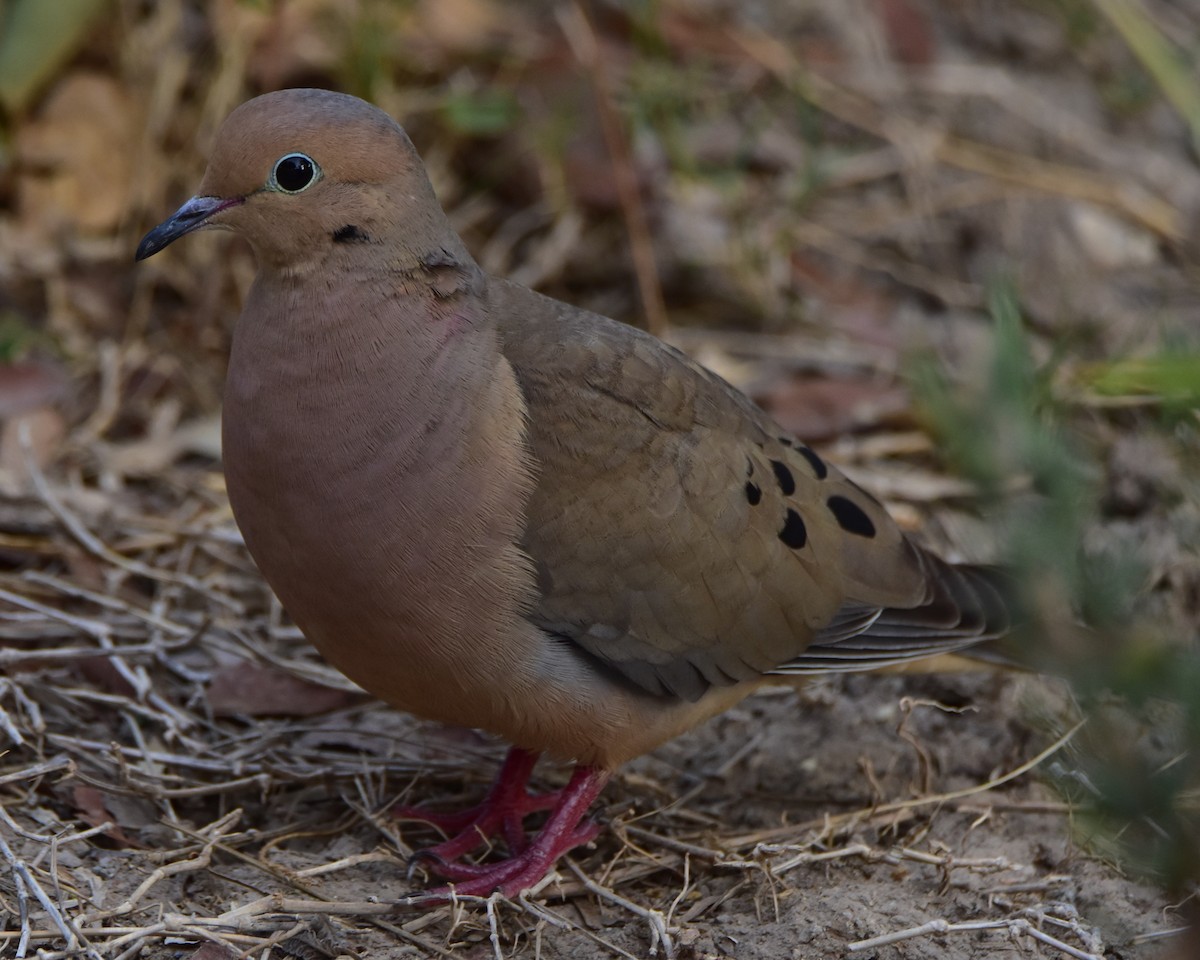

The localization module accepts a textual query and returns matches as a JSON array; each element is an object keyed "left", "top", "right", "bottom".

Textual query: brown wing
[{"left": 491, "top": 279, "right": 1007, "bottom": 701}]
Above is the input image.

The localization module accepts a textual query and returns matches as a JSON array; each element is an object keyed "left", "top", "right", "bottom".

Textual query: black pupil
[{"left": 276, "top": 155, "right": 314, "bottom": 192}]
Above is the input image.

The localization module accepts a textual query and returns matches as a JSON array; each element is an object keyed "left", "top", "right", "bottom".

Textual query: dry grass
[{"left": 0, "top": 453, "right": 1165, "bottom": 957}]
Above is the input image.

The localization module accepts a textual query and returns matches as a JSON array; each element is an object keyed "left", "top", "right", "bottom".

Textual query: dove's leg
[
  {"left": 414, "top": 763, "right": 611, "bottom": 899},
  {"left": 395, "top": 747, "right": 563, "bottom": 860}
]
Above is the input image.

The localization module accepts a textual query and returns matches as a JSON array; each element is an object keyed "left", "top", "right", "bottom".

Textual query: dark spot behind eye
[
  {"left": 332, "top": 224, "right": 370, "bottom": 243},
  {"left": 770, "top": 460, "right": 796, "bottom": 496},
  {"left": 746, "top": 457, "right": 754, "bottom": 477},
  {"left": 798, "top": 445, "right": 828, "bottom": 479},
  {"left": 827, "top": 495, "right": 876, "bottom": 537},
  {"left": 778, "top": 508, "right": 807, "bottom": 549},
  {"left": 777, "top": 436, "right": 794, "bottom": 448},
  {"left": 745, "top": 482, "right": 762, "bottom": 506}
]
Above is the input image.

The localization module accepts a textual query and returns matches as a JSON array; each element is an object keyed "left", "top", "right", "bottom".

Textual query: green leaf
[
  {"left": 0, "top": 0, "right": 109, "bottom": 114},
  {"left": 1092, "top": 0, "right": 1200, "bottom": 153},
  {"left": 440, "top": 89, "right": 519, "bottom": 137},
  {"left": 1080, "top": 354, "right": 1200, "bottom": 405}
]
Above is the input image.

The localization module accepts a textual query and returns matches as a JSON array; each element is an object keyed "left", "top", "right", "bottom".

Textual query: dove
[{"left": 136, "top": 88, "right": 1011, "bottom": 900}]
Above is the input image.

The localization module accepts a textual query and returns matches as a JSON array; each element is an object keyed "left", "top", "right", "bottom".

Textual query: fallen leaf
[
  {"left": 0, "top": 360, "right": 66, "bottom": 416},
  {"left": 70, "top": 786, "right": 137, "bottom": 848},
  {"left": 754, "top": 375, "right": 911, "bottom": 441},
  {"left": 0, "top": 360, "right": 68, "bottom": 488},
  {"left": 208, "top": 660, "right": 362, "bottom": 717},
  {"left": 237, "top": 0, "right": 341, "bottom": 92},
  {"left": 414, "top": 0, "right": 510, "bottom": 56},
  {"left": 74, "top": 657, "right": 139, "bottom": 698},
  {"left": 14, "top": 72, "right": 137, "bottom": 237},
  {"left": 790, "top": 253, "right": 903, "bottom": 350},
  {"left": 875, "top": 0, "right": 936, "bottom": 66},
  {"left": 0, "top": 408, "right": 65, "bottom": 482},
  {"left": 187, "top": 944, "right": 238, "bottom": 960}
]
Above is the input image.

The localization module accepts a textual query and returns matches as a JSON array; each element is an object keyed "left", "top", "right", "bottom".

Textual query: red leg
[
  {"left": 393, "top": 747, "right": 562, "bottom": 861},
  {"left": 416, "top": 763, "right": 611, "bottom": 900}
]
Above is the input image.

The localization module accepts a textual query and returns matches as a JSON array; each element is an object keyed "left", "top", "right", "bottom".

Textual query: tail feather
[{"left": 773, "top": 548, "right": 1016, "bottom": 676}]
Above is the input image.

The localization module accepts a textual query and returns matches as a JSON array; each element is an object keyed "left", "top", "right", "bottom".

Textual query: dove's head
[{"left": 137, "top": 89, "right": 454, "bottom": 273}]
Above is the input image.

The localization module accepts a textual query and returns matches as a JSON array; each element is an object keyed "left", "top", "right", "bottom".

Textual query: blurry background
[{"left": 0, "top": 1, "right": 1197, "bottom": 958}]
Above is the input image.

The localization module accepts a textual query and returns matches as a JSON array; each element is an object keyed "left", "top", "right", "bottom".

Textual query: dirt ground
[
  {"left": 1, "top": 1, "right": 1198, "bottom": 957},
  {"left": 4, "top": 655, "right": 1185, "bottom": 959}
]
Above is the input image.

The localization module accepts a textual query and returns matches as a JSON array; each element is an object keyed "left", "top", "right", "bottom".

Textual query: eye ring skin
[{"left": 270, "top": 152, "right": 322, "bottom": 193}]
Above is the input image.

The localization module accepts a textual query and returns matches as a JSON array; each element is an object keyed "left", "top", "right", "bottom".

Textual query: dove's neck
[{"left": 233, "top": 259, "right": 488, "bottom": 434}]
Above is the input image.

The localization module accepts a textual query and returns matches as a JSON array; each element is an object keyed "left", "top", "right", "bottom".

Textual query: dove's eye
[{"left": 271, "top": 153, "right": 320, "bottom": 193}]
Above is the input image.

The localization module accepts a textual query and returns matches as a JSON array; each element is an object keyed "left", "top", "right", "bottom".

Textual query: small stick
[
  {"left": 848, "top": 916, "right": 1103, "bottom": 959},
  {"left": 565, "top": 861, "right": 675, "bottom": 959}
]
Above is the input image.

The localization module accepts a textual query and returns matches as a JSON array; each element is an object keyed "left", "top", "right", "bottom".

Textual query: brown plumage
[{"left": 137, "top": 88, "right": 1011, "bottom": 899}]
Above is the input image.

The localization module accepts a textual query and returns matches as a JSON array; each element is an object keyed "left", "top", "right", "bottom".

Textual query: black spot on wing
[
  {"left": 745, "top": 481, "right": 762, "bottom": 506},
  {"left": 770, "top": 460, "right": 796, "bottom": 495},
  {"left": 778, "top": 508, "right": 808, "bottom": 548},
  {"left": 827, "top": 495, "right": 876, "bottom": 538},
  {"left": 798, "top": 445, "right": 828, "bottom": 479}
]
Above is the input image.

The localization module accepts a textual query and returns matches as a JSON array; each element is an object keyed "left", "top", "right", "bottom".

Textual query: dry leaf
[
  {"left": 790, "top": 253, "right": 903, "bottom": 351},
  {"left": 755, "top": 375, "right": 911, "bottom": 441},
  {"left": 875, "top": 0, "right": 936, "bottom": 66},
  {"left": 0, "top": 360, "right": 67, "bottom": 487},
  {"left": 413, "top": 0, "right": 509, "bottom": 56},
  {"left": 70, "top": 786, "right": 138, "bottom": 848},
  {"left": 74, "top": 656, "right": 139, "bottom": 698},
  {"left": 15, "top": 73, "right": 137, "bottom": 237},
  {"left": 208, "top": 660, "right": 362, "bottom": 717},
  {"left": 238, "top": 0, "right": 343, "bottom": 91},
  {"left": 188, "top": 944, "right": 238, "bottom": 960}
]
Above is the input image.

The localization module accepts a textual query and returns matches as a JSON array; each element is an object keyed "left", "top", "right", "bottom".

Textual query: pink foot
[
  {"left": 394, "top": 747, "right": 562, "bottom": 859},
  {"left": 403, "top": 760, "right": 611, "bottom": 901}
]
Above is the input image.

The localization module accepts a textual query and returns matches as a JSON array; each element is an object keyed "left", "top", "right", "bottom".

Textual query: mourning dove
[{"left": 136, "top": 89, "right": 1011, "bottom": 899}]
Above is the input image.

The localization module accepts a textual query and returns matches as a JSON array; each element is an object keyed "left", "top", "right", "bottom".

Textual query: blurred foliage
[
  {"left": 1032, "top": 0, "right": 1105, "bottom": 46},
  {"left": 911, "top": 283, "right": 1092, "bottom": 517},
  {"left": 0, "top": 310, "right": 39, "bottom": 363},
  {"left": 1079, "top": 354, "right": 1200, "bottom": 409},
  {"left": 0, "top": 0, "right": 107, "bottom": 116},
  {"left": 337, "top": 0, "right": 408, "bottom": 102},
  {"left": 912, "top": 281, "right": 1200, "bottom": 895},
  {"left": 441, "top": 88, "right": 520, "bottom": 136},
  {"left": 1029, "top": 0, "right": 1197, "bottom": 126},
  {"left": 1093, "top": 0, "right": 1200, "bottom": 152}
]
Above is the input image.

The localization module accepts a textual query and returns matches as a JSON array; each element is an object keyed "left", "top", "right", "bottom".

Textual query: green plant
[{"left": 911, "top": 279, "right": 1200, "bottom": 896}]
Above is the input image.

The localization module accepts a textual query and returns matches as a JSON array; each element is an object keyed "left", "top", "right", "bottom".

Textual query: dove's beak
[{"left": 136, "top": 195, "right": 245, "bottom": 260}]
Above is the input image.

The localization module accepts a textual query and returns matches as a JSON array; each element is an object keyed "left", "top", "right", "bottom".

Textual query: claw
[
  {"left": 399, "top": 754, "right": 611, "bottom": 902},
  {"left": 395, "top": 747, "right": 566, "bottom": 862}
]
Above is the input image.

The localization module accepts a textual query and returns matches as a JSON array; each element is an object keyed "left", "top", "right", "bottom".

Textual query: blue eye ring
[{"left": 270, "top": 152, "right": 321, "bottom": 193}]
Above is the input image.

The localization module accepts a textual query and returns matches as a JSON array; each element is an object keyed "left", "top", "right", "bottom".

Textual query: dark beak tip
[
  {"left": 135, "top": 222, "right": 180, "bottom": 262},
  {"left": 134, "top": 235, "right": 159, "bottom": 262},
  {"left": 134, "top": 194, "right": 237, "bottom": 264}
]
